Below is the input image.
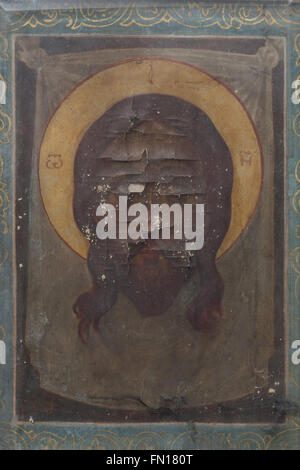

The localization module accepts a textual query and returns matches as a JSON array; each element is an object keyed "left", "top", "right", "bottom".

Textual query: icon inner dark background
[{"left": 15, "top": 36, "right": 285, "bottom": 424}]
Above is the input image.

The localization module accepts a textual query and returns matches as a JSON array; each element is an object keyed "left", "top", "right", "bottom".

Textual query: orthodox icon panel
[{"left": 15, "top": 35, "right": 285, "bottom": 423}]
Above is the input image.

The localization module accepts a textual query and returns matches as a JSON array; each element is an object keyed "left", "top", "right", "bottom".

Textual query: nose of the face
[
  {"left": 128, "top": 183, "right": 159, "bottom": 234},
  {"left": 145, "top": 183, "right": 157, "bottom": 206}
]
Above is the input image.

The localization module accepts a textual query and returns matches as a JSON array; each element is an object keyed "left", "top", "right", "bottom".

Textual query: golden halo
[{"left": 39, "top": 58, "right": 262, "bottom": 259}]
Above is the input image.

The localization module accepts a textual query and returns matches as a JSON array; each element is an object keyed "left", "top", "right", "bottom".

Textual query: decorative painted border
[
  {"left": 0, "top": 424, "right": 300, "bottom": 450},
  {"left": 0, "top": 2, "right": 299, "bottom": 450},
  {"left": 0, "top": 1, "right": 300, "bottom": 32},
  {"left": 0, "top": 4, "right": 300, "bottom": 32}
]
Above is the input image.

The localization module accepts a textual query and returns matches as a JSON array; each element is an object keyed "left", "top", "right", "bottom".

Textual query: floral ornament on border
[{"left": 1, "top": 5, "right": 300, "bottom": 32}]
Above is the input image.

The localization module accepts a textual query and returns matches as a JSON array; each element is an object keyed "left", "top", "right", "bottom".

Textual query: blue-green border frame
[{"left": 0, "top": 3, "right": 299, "bottom": 450}]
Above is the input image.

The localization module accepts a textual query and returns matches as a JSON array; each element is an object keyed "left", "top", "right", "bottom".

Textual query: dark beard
[{"left": 125, "top": 240, "right": 188, "bottom": 317}]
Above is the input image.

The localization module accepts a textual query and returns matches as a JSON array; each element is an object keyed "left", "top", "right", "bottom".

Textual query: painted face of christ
[{"left": 73, "top": 94, "right": 233, "bottom": 343}]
